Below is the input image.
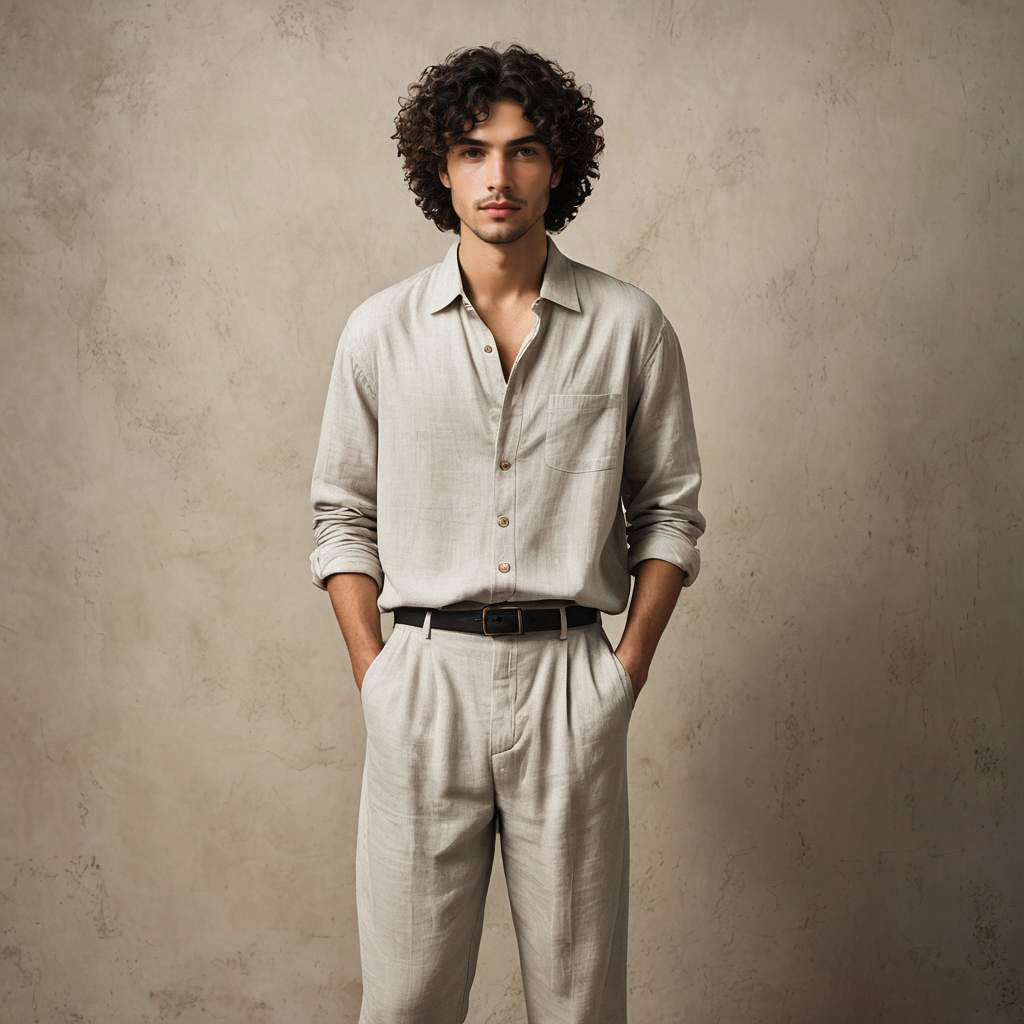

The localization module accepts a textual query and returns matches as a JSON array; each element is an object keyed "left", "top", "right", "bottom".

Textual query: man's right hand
[{"left": 323, "top": 572, "right": 385, "bottom": 693}]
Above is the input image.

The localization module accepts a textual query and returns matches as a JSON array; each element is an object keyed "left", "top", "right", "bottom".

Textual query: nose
[{"left": 485, "top": 151, "right": 514, "bottom": 194}]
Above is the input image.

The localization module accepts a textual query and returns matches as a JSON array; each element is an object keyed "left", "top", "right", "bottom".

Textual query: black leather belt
[{"left": 392, "top": 603, "right": 600, "bottom": 636}]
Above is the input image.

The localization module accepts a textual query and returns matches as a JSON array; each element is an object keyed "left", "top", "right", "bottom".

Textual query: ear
[
  {"left": 550, "top": 162, "right": 563, "bottom": 189},
  {"left": 439, "top": 161, "right": 451, "bottom": 189}
]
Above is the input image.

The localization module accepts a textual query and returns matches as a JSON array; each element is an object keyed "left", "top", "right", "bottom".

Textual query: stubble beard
[{"left": 462, "top": 194, "right": 548, "bottom": 246}]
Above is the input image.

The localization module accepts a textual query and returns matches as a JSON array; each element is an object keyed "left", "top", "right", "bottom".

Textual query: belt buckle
[{"left": 481, "top": 603, "right": 524, "bottom": 636}]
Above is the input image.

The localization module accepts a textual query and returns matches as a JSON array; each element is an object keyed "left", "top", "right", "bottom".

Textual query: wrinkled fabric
[
  {"left": 308, "top": 234, "right": 706, "bottom": 613},
  {"left": 356, "top": 616, "right": 635, "bottom": 1024}
]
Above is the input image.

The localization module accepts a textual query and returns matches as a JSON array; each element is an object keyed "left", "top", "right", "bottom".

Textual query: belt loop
[
  {"left": 559, "top": 606, "right": 567, "bottom": 640},
  {"left": 422, "top": 609, "right": 433, "bottom": 640}
]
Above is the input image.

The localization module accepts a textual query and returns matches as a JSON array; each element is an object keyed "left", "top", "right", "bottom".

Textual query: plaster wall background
[{"left": 2, "top": 0, "right": 1022, "bottom": 1021}]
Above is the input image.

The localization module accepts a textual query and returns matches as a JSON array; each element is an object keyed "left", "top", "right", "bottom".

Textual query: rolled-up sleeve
[
  {"left": 308, "top": 316, "right": 384, "bottom": 593},
  {"left": 621, "top": 315, "right": 707, "bottom": 587}
]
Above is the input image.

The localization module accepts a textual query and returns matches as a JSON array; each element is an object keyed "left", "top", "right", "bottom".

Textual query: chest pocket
[{"left": 544, "top": 392, "right": 623, "bottom": 473}]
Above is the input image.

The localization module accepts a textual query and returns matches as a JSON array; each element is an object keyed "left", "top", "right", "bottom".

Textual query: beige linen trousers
[{"left": 356, "top": 612, "right": 636, "bottom": 1024}]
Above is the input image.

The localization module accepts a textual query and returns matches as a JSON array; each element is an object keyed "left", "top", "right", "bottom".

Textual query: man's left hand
[{"left": 614, "top": 647, "right": 649, "bottom": 703}]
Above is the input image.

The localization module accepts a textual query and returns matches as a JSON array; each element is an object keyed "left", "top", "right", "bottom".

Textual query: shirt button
[
  {"left": 484, "top": 344, "right": 493, "bottom": 352},
  {"left": 497, "top": 515, "right": 509, "bottom": 527},
  {"left": 498, "top": 562, "right": 511, "bottom": 573},
  {"left": 499, "top": 459, "right": 511, "bottom": 470}
]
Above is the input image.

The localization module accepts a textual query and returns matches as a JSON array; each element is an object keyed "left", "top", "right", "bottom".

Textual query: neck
[{"left": 455, "top": 223, "right": 549, "bottom": 310}]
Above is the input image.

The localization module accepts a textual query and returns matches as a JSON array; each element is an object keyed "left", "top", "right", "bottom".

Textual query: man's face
[{"left": 439, "top": 99, "right": 563, "bottom": 245}]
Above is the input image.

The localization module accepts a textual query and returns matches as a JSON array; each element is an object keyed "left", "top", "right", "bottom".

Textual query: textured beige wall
[{"left": 3, "top": 0, "right": 1022, "bottom": 1021}]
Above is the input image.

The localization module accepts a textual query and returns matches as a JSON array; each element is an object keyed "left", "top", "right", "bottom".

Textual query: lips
[{"left": 482, "top": 204, "right": 520, "bottom": 210}]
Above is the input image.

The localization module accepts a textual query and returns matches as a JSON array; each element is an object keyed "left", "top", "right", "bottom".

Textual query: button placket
[
  {"left": 463, "top": 300, "right": 508, "bottom": 400},
  {"left": 460, "top": 296, "right": 545, "bottom": 598},
  {"left": 492, "top": 402, "right": 523, "bottom": 594},
  {"left": 507, "top": 302, "right": 543, "bottom": 384}
]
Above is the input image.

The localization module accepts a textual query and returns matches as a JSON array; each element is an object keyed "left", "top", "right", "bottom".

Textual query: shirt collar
[{"left": 425, "top": 234, "right": 582, "bottom": 315}]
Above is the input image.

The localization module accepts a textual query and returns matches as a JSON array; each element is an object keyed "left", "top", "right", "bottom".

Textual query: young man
[{"left": 309, "top": 43, "right": 706, "bottom": 1024}]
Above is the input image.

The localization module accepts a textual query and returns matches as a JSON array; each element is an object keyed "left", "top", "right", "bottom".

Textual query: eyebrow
[{"left": 449, "top": 134, "right": 546, "bottom": 149}]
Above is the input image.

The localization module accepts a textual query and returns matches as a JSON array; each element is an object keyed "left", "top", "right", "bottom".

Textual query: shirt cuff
[
  {"left": 626, "top": 534, "right": 701, "bottom": 587},
  {"left": 310, "top": 552, "right": 384, "bottom": 594}
]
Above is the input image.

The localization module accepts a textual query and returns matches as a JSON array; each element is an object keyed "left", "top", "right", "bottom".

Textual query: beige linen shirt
[{"left": 309, "top": 234, "right": 706, "bottom": 614}]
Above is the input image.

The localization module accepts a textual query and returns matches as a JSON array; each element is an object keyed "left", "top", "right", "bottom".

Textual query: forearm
[
  {"left": 617, "top": 557, "right": 686, "bottom": 676},
  {"left": 324, "top": 571, "right": 384, "bottom": 684}
]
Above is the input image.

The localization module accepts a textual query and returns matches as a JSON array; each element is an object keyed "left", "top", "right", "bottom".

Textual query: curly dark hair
[{"left": 391, "top": 44, "right": 605, "bottom": 234}]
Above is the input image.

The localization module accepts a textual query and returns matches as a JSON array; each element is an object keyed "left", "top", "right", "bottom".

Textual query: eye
[{"left": 516, "top": 146, "right": 538, "bottom": 156}]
